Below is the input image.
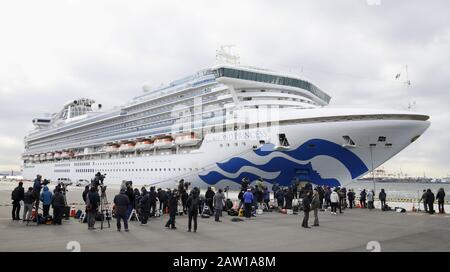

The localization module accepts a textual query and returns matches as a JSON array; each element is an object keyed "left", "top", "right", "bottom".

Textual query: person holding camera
[
  {"left": 165, "top": 190, "right": 179, "bottom": 229},
  {"left": 32, "top": 175, "right": 43, "bottom": 223}
]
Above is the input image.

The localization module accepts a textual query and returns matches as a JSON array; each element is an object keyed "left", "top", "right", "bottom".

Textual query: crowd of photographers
[{"left": 11, "top": 173, "right": 447, "bottom": 231}]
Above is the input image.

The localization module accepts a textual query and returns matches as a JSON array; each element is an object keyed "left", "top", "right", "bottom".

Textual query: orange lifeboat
[
  {"left": 153, "top": 136, "right": 174, "bottom": 149},
  {"left": 119, "top": 141, "right": 136, "bottom": 152},
  {"left": 174, "top": 132, "right": 201, "bottom": 147},
  {"left": 135, "top": 139, "right": 153, "bottom": 150}
]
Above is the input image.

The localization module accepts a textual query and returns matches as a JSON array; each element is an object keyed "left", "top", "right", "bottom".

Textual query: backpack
[
  {"left": 11, "top": 188, "right": 19, "bottom": 201},
  {"left": 75, "top": 210, "right": 82, "bottom": 219},
  {"left": 227, "top": 209, "right": 238, "bottom": 216}
]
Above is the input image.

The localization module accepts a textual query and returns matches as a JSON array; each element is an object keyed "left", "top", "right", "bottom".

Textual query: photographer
[
  {"left": 92, "top": 172, "right": 105, "bottom": 189},
  {"left": 205, "top": 187, "right": 215, "bottom": 215},
  {"left": 87, "top": 186, "right": 100, "bottom": 230},
  {"left": 157, "top": 188, "right": 167, "bottom": 214},
  {"left": 187, "top": 187, "right": 200, "bottom": 232},
  {"left": 114, "top": 189, "right": 130, "bottom": 232},
  {"left": 125, "top": 181, "right": 134, "bottom": 219},
  {"left": 11, "top": 181, "right": 24, "bottom": 221},
  {"left": 51, "top": 188, "right": 65, "bottom": 225},
  {"left": 32, "top": 175, "right": 43, "bottom": 222},
  {"left": 148, "top": 187, "right": 157, "bottom": 217},
  {"left": 139, "top": 187, "right": 150, "bottom": 225},
  {"left": 40, "top": 185, "right": 52, "bottom": 217},
  {"left": 165, "top": 189, "right": 179, "bottom": 229}
]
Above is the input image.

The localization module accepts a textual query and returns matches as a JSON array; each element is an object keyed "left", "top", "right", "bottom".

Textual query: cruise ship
[{"left": 21, "top": 50, "right": 431, "bottom": 190}]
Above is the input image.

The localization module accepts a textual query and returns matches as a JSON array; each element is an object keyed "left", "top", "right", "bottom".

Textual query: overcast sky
[{"left": 0, "top": 0, "right": 449, "bottom": 177}]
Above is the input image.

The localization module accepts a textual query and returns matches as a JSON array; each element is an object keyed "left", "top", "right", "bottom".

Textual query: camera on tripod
[{"left": 92, "top": 172, "right": 106, "bottom": 189}]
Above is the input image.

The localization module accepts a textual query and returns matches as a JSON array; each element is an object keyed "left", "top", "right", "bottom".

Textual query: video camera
[
  {"left": 42, "top": 179, "right": 51, "bottom": 186},
  {"left": 92, "top": 172, "right": 106, "bottom": 189}
]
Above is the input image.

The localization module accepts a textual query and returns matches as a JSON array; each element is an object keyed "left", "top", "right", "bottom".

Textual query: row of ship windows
[
  {"left": 72, "top": 168, "right": 202, "bottom": 173},
  {"left": 215, "top": 67, "right": 331, "bottom": 103},
  {"left": 220, "top": 142, "right": 247, "bottom": 147},
  {"left": 29, "top": 104, "right": 227, "bottom": 150},
  {"left": 54, "top": 169, "right": 70, "bottom": 173},
  {"left": 30, "top": 115, "right": 226, "bottom": 152},
  {"left": 29, "top": 87, "right": 223, "bottom": 146},
  {"left": 74, "top": 162, "right": 90, "bottom": 166},
  {"left": 55, "top": 163, "right": 70, "bottom": 167},
  {"left": 129, "top": 87, "right": 212, "bottom": 112}
]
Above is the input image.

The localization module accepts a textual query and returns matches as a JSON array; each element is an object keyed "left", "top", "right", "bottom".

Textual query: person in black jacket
[
  {"left": 87, "top": 187, "right": 100, "bottom": 230},
  {"left": 436, "top": 188, "right": 446, "bottom": 214},
  {"left": 360, "top": 189, "right": 367, "bottom": 208},
  {"left": 205, "top": 187, "right": 215, "bottom": 215},
  {"left": 114, "top": 189, "right": 130, "bottom": 231},
  {"left": 139, "top": 187, "right": 150, "bottom": 224},
  {"left": 148, "top": 186, "right": 157, "bottom": 216},
  {"left": 165, "top": 190, "right": 179, "bottom": 229},
  {"left": 157, "top": 188, "right": 167, "bottom": 214},
  {"left": 347, "top": 189, "right": 355, "bottom": 209},
  {"left": 125, "top": 182, "right": 134, "bottom": 219},
  {"left": 284, "top": 188, "right": 294, "bottom": 209},
  {"left": 82, "top": 185, "right": 89, "bottom": 204},
  {"left": 187, "top": 188, "right": 200, "bottom": 232},
  {"left": 317, "top": 186, "right": 325, "bottom": 209},
  {"left": 302, "top": 191, "right": 311, "bottom": 228},
  {"left": 32, "top": 175, "right": 43, "bottom": 223},
  {"left": 379, "top": 189, "right": 387, "bottom": 210},
  {"left": 11, "top": 182, "right": 25, "bottom": 220},
  {"left": 426, "top": 189, "right": 435, "bottom": 214},
  {"left": 51, "top": 188, "right": 66, "bottom": 225}
]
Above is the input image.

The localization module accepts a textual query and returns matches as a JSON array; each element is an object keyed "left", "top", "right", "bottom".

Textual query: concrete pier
[{"left": 0, "top": 180, "right": 449, "bottom": 252}]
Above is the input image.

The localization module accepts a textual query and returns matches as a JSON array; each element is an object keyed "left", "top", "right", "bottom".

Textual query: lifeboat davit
[
  {"left": 174, "top": 132, "right": 201, "bottom": 147},
  {"left": 135, "top": 139, "right": 153, "bottom": 150},
  {"left": 153, "top": 136, "right": 174, "bottom": 149}
]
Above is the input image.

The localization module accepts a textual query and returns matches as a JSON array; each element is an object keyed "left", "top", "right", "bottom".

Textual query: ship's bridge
[{"left": 212, "top": 64, "right": 331, "bottom": 107}]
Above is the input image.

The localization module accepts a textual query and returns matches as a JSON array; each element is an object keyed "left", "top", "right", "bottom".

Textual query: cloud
[{"left": 0, "top": 0, "right": 449, "bottom": 176}]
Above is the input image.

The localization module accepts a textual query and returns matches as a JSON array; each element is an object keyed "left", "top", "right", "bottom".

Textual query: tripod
[{"left": 99, "top": 187, "right": 111, "bottom": 230}]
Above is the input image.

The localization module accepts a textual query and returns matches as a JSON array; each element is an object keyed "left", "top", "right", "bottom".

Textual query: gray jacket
[{"left": 213, "top": 192, "right": 225, "bottom": 210}]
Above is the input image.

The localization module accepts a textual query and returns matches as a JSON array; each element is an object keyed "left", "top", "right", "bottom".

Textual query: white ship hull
[{"left": 23, "top": 108, "right": 430, "bottom": 190}]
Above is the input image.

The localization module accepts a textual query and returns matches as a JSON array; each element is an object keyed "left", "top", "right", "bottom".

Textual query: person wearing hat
[{"left": 114, "top": 189, "right": 130, "bottom": 231}]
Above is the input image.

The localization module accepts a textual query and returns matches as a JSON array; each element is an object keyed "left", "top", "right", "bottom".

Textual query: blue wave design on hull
[{"left": 199, "top": 138, "right": 368, "bottom": 187}]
